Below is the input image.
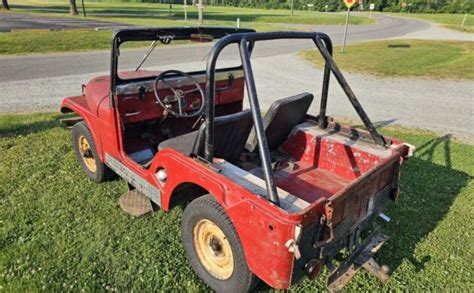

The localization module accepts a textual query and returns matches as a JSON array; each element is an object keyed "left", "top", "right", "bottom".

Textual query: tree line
[{"left": 1, "top": 0, "right": 472, "bottom": 13}]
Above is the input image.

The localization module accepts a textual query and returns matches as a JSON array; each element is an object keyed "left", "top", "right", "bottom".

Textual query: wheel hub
[
  {"left": 209, "top": 236, "right": 224, "bottom": 257},
  {"left": 78, "top": 135, "right": 97, "bottom": 172},
  {"left": 193, "top": 219, "right": 234, "bottom": 280}
]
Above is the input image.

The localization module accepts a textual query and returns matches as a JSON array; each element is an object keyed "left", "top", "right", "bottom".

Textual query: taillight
[{"left": 304, "top": 259, "right": 323, "bottom": 280}]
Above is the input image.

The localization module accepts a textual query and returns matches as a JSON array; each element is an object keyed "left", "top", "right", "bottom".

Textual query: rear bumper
[
  {"left": 291, "top": 183, "right": 394, "bottom": 288},
  {"left": 327, "top": 228, "right": 389, "bottom": 291}
]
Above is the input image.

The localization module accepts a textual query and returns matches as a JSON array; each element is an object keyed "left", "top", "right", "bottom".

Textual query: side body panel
[{"left": 148, "top": 150, "right": 300, "bottom": 288}]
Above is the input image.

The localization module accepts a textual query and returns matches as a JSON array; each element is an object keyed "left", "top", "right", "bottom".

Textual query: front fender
[{"left": 60, "top": 95, "right": 104, "bottom": 161}]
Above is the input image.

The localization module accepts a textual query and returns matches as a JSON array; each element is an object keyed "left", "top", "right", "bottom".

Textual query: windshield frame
[{"left": 110, "top": 27, "right": 255, "bottom": 96}]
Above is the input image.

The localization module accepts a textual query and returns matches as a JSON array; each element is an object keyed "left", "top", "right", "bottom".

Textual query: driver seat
[{"left": 157, "top": 110, "right": 253, "bottom": 163}]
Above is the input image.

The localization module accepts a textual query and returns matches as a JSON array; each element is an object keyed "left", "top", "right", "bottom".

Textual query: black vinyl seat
[
  {"left": 246, "top": 92, "right": 314, "bottom": 152},
  {"left": 158, "top": 109, "right": 253, "bottom": 163}
]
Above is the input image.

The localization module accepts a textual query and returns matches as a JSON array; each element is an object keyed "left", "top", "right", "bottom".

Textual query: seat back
[
  {"left": 246, "top": 93, "right": 314, "bottom": 152},
  {"left": 158, "top": 110, "right": 253, "bottom": 163},
  {"left": 212, "top": 109, "right": 253, "bottom": 163}
]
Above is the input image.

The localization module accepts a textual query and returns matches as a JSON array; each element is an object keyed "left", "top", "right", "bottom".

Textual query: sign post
[
  {"left": 461, "top": 13, "right": 468, "bottom": 29},
  {"left": 341, "top": 0, "right": 356, "bottom": 53}
]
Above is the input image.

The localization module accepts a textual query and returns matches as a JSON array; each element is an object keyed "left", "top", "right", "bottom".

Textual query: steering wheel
[{"left": 153, "top": 70, "right": 205, "bottom": 118}]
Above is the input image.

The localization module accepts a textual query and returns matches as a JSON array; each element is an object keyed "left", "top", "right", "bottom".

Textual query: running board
[{"left": 105, "top": 153, "right": 161, "bottom": 207}]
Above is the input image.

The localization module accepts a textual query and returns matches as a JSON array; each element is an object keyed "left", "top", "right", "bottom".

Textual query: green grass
[
  {"left": 0, "top": 29, "right": 113, "bottom": 55},
  {"left": 1, "top": 113, "right": 473, "bottom": 291},
  {"left": 300, "top": 39, "right": 474, "bottom": 79},
  {"left": 0, "top": 1, "right": 373, "bottom": 55},
  {"left": 0, "top": 29, "right": 192, "bottom": 55},
  {"left": 389, "top": 12, "right": 474, "bottom": 33},
  {"left": 8, "top": 1, "right": 373, "bottom": 26}
]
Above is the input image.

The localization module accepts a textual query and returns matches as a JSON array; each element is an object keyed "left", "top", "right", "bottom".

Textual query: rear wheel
[
  {"left": 181, "top": 195, "right": 258, "bottom": 292},
  {"left": 72, "top": 122, "right": 114, "bottom": 182}
]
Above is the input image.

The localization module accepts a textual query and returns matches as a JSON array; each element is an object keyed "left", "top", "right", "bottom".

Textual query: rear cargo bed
[{"left": 254, "top": 122, "right": 400, "bottom": 205}]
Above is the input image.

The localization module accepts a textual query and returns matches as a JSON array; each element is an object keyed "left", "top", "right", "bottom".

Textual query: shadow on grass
[
  {"left": 1, "top": 114, "right": 471, "bottom": 290},
  {"left": 380, "top": 134, "right": 472, "bottom": 273},
  {"left": 0, "top": 113, "right": 67, "bottom": 138}
]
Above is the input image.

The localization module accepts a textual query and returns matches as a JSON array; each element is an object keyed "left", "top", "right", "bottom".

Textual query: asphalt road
[
  {"left": 0, "top": 14, "right": 430, "bottom": 82},
  {"left": 0, "top": 13, "right": 127, "bottom": 32}
]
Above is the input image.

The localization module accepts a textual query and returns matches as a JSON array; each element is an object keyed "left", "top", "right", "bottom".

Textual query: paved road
[
  {"left": 0, "top": 13, "right": 126, "bottom": 32},
  {"left": 0, "top": 14, "right": 430, "bottom": 82},
  {"left": 1, "top": 14, "right": 472, "bottom": 141}
]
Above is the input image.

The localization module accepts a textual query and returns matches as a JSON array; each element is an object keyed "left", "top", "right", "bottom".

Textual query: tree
[
  {"left": 70, "top": 0, "right": 78, "bottom": 15},
  {"left": 1, "top": 0, "right": 10, "bottom": 10}
]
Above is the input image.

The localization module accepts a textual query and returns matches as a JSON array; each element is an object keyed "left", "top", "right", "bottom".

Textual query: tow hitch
[{"left": 327, "top": 231, "right": 390, "bottom": 291}]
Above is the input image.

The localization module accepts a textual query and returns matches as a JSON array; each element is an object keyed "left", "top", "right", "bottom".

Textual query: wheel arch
[
  {"left": 167, "top": 182, "right": 210, "bottom": 210},
  {"left": 60, "top": 105, "right": 77, "bottom": 114},
  {"left": 60, "top": 102, "right": 104, "bottom": 162},
  {"left": 164, "top": 173, "right": 295, "bottom": 289}
]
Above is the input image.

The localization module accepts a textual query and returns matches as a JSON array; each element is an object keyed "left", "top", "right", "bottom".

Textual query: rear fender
[{"left": 155, "top": 151, "right": 297, "bottom": 289}]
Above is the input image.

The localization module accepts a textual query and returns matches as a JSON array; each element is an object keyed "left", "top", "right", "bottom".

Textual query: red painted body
[{"left": 61, "top": 67, "right": 412, "bottom": 288}]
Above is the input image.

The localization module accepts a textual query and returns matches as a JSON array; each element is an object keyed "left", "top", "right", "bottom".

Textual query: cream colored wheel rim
[
  {"left": 78, "top": 135, "right": 97, "bottom": 172},
  {"left": 193, "top": 219, "right": 234, "bottom": 280}
]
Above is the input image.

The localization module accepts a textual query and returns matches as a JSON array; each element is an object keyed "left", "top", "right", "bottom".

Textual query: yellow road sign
[{"left": 344, "top": 0, "right": 356, "bottom": 8}]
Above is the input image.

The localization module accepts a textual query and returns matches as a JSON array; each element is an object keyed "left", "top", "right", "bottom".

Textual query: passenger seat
[{"left": 246, "top": 93, "right": 314, "bottom": 152}]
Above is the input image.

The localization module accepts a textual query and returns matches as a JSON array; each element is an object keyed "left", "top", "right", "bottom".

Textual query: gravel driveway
[{"left": 1, "top": 54, "right": 472, "bottom": 142}]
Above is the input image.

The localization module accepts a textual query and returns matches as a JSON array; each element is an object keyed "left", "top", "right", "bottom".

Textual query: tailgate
[
  {"left": 328, "top": 155, "right": 402, "bottom": 239},
  {"left": 291, "top": 155, "right": 404, "bottom": 289}
]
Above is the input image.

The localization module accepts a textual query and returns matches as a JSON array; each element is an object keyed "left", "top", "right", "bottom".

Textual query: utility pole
[
  {"left": 290, "top": 0, "right": 294, "bottom": 16},
  {"left": 183, "top": 0, "right": 188, "bottom": 22},
  {"left": 197, "top": 0, "right": 204, "bottom": 25}
]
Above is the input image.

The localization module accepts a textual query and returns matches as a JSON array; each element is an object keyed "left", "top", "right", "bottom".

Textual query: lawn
[
  {"left": 0, "top": 1, "right": 373, "bottom": 55},
  {"left": 8, "top": 0, "right": 373, "bottom": 26},
  {"left": 0, "top": 29, "right": 192, "bottom": 55},
  {"left": 299, "top": 39, "right": 474, "bottom": 79},
  {"left": 388, "top": 12, "right": 474, "bottom": 33},
  {"left": 1, "top": 113, "right": 473, "bottom": 291}
]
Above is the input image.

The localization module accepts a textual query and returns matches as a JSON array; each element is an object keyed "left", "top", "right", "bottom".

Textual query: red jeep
[{"left": 61, "top": 27, "right": 413, "bottom": 291}]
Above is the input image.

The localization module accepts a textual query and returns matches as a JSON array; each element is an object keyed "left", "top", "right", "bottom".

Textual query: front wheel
[
  {"left": 181, "top": 195, "right": 258, "bottom": 292},
  {"left": 72, "top": 122, "right": 114, "bottom": 183}
]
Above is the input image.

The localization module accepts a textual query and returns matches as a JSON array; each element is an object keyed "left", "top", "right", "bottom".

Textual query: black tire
[
  {"left": 72, "top": 121, "right": 114, "bottom": 183},
  {"left": 182, "top": 194, "right": 258, "bottom": 293}
]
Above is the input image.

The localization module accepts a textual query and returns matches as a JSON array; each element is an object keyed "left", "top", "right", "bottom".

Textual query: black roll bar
[
  {"left": 205, "top": 31, "right": 387, "bottom": 207},
  {"left": 313, "top": 36, "right": 387, "bottom": 146},
  {"left": 239, "top": 38, "right": 280, "bottom": 205}
]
